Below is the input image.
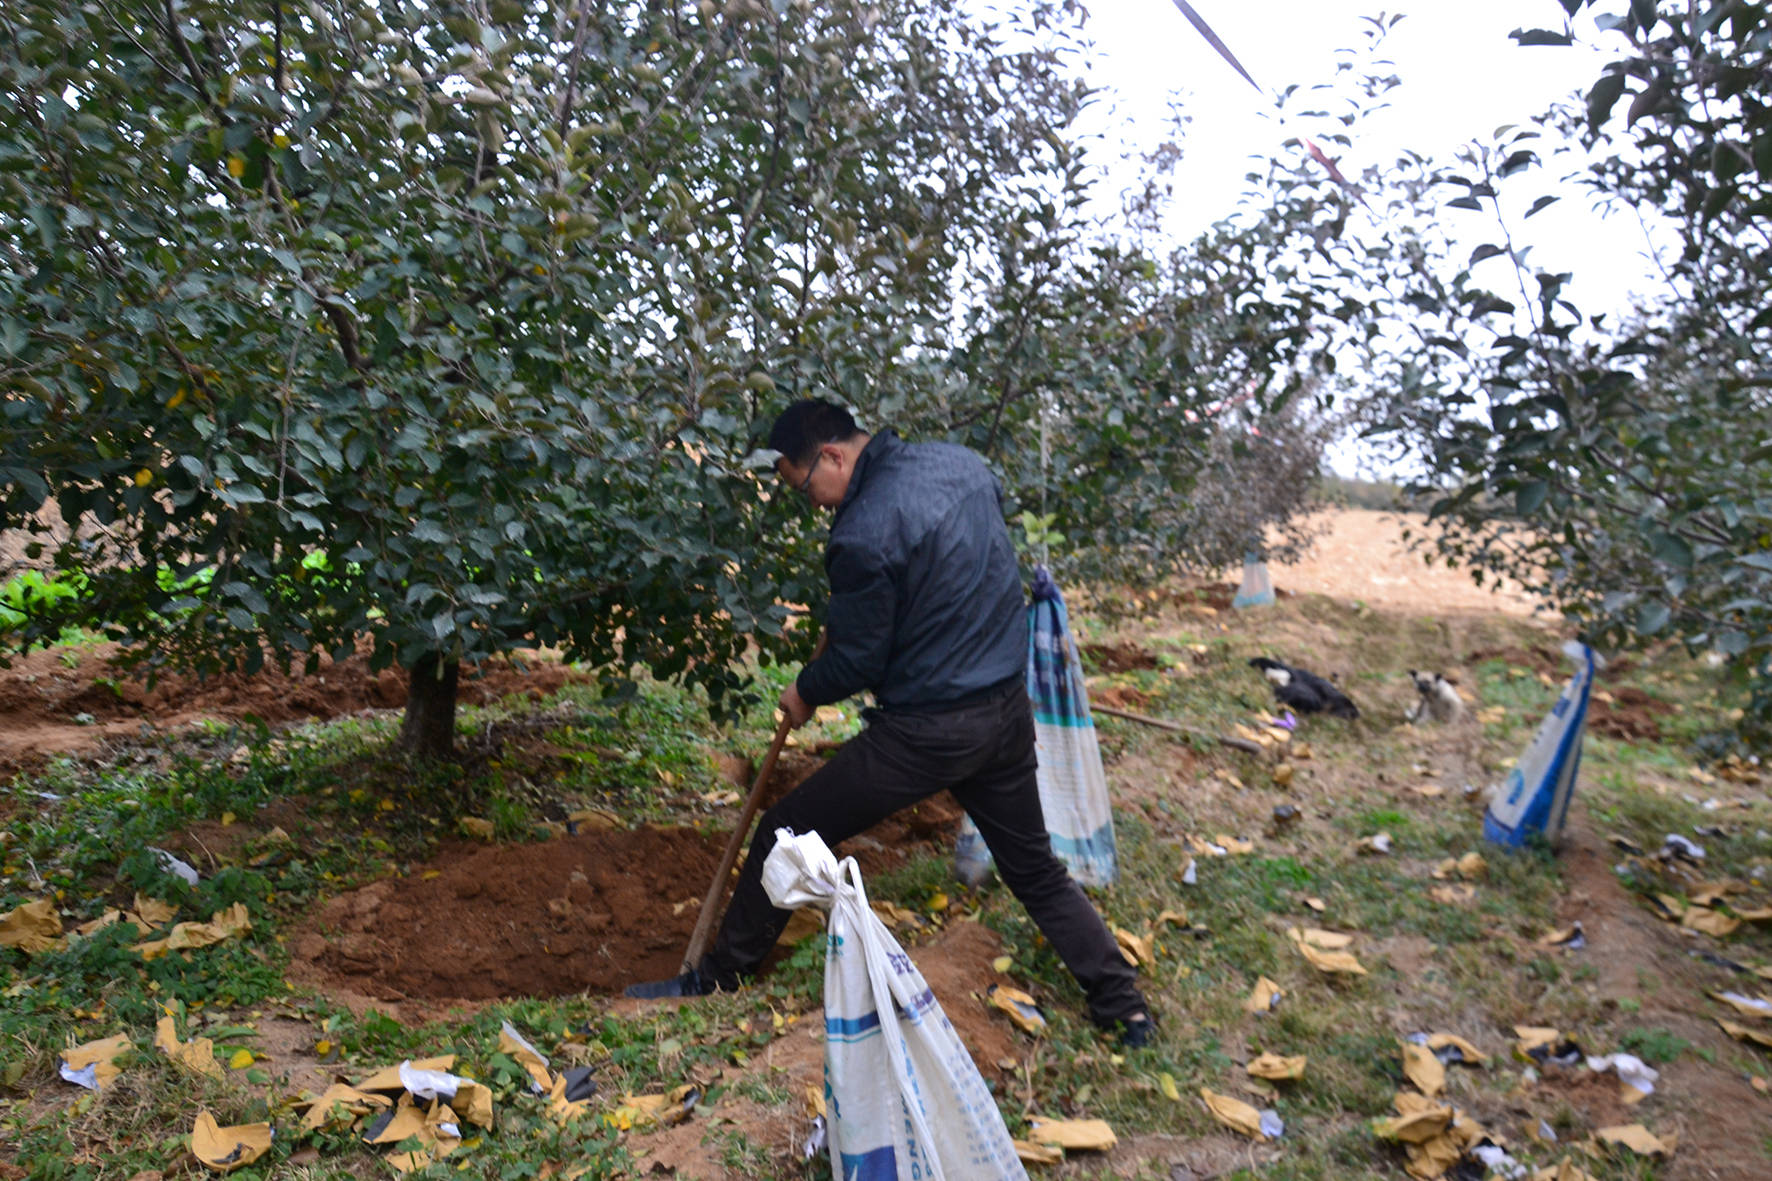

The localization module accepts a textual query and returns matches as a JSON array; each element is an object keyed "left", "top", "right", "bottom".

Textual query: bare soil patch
[
  {"left": 286, "top": 750, "right": 969, "bottom": 1011},
  {"left": 1081, "top": 641, "right": 1161, "bottom": 674},
  {"left": 1588, "top": 685, "right": 1675, "bottom": 742},
  {"left": 1261, "top": 509, "right": 1543, "bottom": 616},
  {"left": 289, "top": 826, "right": 728, "bottom": 1006},
  {"left": 0, "top": 643, "right": 591, "bottom": 777}
]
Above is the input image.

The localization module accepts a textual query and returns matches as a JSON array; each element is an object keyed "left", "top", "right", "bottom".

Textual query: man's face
[{"left": 776, "top": 444, "right": 844, "bottom": 509}]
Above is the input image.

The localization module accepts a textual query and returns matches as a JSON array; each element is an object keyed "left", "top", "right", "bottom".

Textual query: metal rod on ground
[
  {"left": 682, "top": 630, "right": 827, "bottom": 974},
  {"left": 1090, "top": 703, "right": 1264, "bottom": 755}
]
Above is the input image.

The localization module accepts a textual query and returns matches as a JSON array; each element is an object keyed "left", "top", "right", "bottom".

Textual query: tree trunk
[{"left": 399, "top": 652, "right": 460, "bottom": 759}]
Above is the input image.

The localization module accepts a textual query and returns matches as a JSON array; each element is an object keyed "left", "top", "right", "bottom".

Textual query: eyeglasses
[{"left": 795, "top": 453, "right": 821, "bottom": 496}]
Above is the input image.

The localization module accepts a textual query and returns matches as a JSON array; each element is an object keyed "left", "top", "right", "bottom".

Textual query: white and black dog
[{"left": 1405, "top": 670, "right": 1465, "bottom": 724}]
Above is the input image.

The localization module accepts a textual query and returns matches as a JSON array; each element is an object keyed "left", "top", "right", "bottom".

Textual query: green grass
[{"left": 2, "top": 589, "right": 1765, "bottom": 1179}]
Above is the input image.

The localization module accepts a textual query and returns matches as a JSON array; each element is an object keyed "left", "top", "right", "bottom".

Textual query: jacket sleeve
[{"left": 795, "top": 535, "right": 896, "bottom": 707}]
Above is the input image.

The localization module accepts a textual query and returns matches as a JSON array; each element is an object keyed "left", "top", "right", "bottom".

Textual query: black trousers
[{"left": 707, "top": 681, "right": 1149, "bottom": 1028}]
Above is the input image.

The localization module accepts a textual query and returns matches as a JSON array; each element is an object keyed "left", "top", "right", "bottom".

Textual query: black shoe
[
  {"left": 1119, "top": 1013, "right": 1156, "bottom": 1050},
  {"left": 624, "top": 967, "right": 718, "bottom": 999}
]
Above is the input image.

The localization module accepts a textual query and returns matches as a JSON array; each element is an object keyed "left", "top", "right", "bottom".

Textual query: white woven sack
[{"left": 761, "top": 828, "right": 1027, "bottom": 1181}]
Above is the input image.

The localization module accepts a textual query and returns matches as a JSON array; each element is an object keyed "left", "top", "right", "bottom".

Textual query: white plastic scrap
[
  {"left": 501, "top": 1020, "right": 551, "bottom": 1094},
  {"left": 1585, "top": 1053, "right": 1659, "bottom": 1099},
  {"left": 1719, "top": 992, "right": 1772, "bottom": 1015},
  {"left": 399, "top": 1060, "right": 468, "bottom": 1102},
  {"left": 1181, "top": 858, "right": 1198, "bottom": 886},
  {"left": 1550, "top": 920, "right": 1586, "bottom": 951},
  {"left": 438, "top": 1121, "right": 461, "bottom": 1139},
  {"left": 802, "top": 1114, "right": 827, "bottom": 1160},
  {"left": 58, "top": 1061, "right": 101, "bottom": 1090},
  {"left": 1368, "top": 833, "right": 1393, "bottom": 854},
  {"left": 1661, "top": 833, "right": 1706, "bottom": 862},
  {"left": 1537, "top": 1120, "right": 1557, "bottom": 1142},
  {"left": 148, "top": 847, "right": 200, "bottom": 885},
  {"left": 1258, "top": 1109, "right": 1284, "bottom": 1139},
  {"left": 1471, "top": 1144, "right": 1528, "bottom": 1179}
]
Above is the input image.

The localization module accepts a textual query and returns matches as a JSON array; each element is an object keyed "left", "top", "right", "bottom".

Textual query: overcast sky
[{"left": 1074, "top": 1, "right": 1662, "bottom": 476}]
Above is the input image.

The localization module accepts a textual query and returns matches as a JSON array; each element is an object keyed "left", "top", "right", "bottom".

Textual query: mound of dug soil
[
  {"left": 290, "top": 826, "right": 726, "bottom": 1004},
  {"left": 288, "top": 781, "right": 971, "bottom": 1008}
]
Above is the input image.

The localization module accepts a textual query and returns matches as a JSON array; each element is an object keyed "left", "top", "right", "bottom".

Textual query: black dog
[{"left": 1249, "top": 657, "right": 1360, "bottom": 719}]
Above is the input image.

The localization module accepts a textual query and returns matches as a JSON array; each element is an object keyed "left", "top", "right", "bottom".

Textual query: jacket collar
[{"left": 834, "top": 429, "right": 900, "bottom": 522}]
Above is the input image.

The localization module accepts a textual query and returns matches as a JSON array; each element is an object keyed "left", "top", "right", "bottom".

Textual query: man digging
[{"left": 627, "top": 399, "right": 1155, "bottom": 1048}]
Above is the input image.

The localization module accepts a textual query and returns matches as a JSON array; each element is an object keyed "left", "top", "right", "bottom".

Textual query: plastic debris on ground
[
  {"left": 148, "top": 846, "right": 201, "bottom": 885},
  {"left": 1514, "top": 1027, "right": 1582, "bottom": 1066},
  {"left": 1286, "top": 926, "right": 1368, "bottom": 975},
  {"left": 155, "top": 1013, "right": 223, "bottom": 1080},
  {"left": 132, "top": 901, "right": 251, "bottom": 960},
  {"left": 987, "top": 984, "right": 1049, "bottom": 1035},
  {"left": 1014, "top": 1138, "right": 1065, "bottom": 1164},
  {"left": 0, "top": 898, "right": 64, "bottom": 955},
  {"left": 1244, "top": 977, "right": 1283, "bottom": 1015},
  {"left": 1717, "top": 1017, "right": 1772, "bottom": 1049},
  {"left": 1470, "top": 1142, "right": 1528, "bottom": 1179},
  {"left": 802, "top": 1114, "right": 827, "bottom": 1160},
  {"left": 1400, "top": 1042, "right": 1446, "bottom": 1098},
  {"left": 1422, "top": 1033, "right": 1487, "bottom": 1066},
  {"left": 1026, "top": 1116, "right": 1116, "bottom": 1151},
  {"left": 1199, "top": 1089, "right": 1272, "bottom": 1140},
  {"left": 1592, "top": 1123, "right": 1676, "bottom": 1157},
  {"left": 1536, "top": 921, "right": 1586, "bottom": 950},
  {"left": 1584, "top": 1053, "right": 1658, "bottom": 1104},
  {"left": 499, "top": 1021, "right": 554, "bottom": 1094},
  {"left": 295, "top": 1085, "right": 391, "bottom": 1133},
  {"left": 1660, "top": 833, "right": 1706, "bottom": 863},
  {"left": 191, "top": 1110, "right": 273, "bottom": 1172},
  {"left": 1246, "top": 1053, "right": 1306, "bottom": 1081},
  {"left": 58, "top": 1034, "right": 132, "bottom": 1090},
  {"left": 1711, "top": 990, "right": 1772, "bottom": 1018},
  {"left": 611, "top": 1085, "right": 698, "bottom": 1131}
]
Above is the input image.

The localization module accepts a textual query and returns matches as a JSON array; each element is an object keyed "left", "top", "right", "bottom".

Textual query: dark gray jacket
[{"left": 796, "top": 430, "right": 1026, "bottom": 711}]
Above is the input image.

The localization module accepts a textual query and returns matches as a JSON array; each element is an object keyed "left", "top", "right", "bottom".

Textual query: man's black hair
[{"left": 768, "top": 399, "right": 863, "bottom": 467}]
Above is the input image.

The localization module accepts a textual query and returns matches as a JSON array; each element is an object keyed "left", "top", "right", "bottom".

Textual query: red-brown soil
[
  {"left": 283, "top": 748, "right": 969, "bottom": 1010},
  {"left": 0, "top": 643, "right": 590, "bottom": 777},
  {"left": 289, "top": 827, "right": 728, "bottom": 1004},
  {"left": 1080, "top": 641, "right": 1161, "bottom": 673}
]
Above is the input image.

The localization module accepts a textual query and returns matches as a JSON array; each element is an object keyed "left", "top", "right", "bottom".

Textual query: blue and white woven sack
[
  {"left": 762, "top": 829, "right": 1026, "bottom": 1181},
  {"left": 1484, "top": 642, "right": 1596, "bottom": 849},
  {"left": 955, "top": 566, "right": 1119, "bottom": 887}
]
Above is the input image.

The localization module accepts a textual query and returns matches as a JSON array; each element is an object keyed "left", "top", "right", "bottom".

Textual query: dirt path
[{"left": 1255, "top": 508, "right": 1544, "bottom": 616}]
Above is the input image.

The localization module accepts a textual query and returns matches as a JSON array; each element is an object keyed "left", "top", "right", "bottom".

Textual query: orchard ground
[{"left": 2, "top": 510, "right": 1769, "bottom": 1180}]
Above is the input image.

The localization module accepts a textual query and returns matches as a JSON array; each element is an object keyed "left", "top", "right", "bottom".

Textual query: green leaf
[
  {"left": 1511, "top": 28, "right": 1574, "bottom": 47},
  {"left": 1515, "top": 480, "right": 1549, "bottom": 516},
  {"left": 1649, "top": 530, "right": 1692, "bottom": 569},
  {"left": 1586, "top": 73, "right": 1628, "bottom": 130}
]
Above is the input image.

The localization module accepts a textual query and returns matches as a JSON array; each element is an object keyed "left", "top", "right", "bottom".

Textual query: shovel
[{"left": 682, "top": 629, "right": 827, "bottom": 973}]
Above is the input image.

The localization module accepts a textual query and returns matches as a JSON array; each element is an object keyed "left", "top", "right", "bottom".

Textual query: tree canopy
[
  {"left": 1348, "top": 0, "right": 1772, "bottom": 746},
  {"left": 2, "top": 0, "right": 1342, "bottom": 756}
]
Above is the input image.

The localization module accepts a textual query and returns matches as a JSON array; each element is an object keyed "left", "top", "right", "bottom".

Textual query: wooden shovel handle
[{"left": 682, "top": 629, "right": 827, "bottom": 973}]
